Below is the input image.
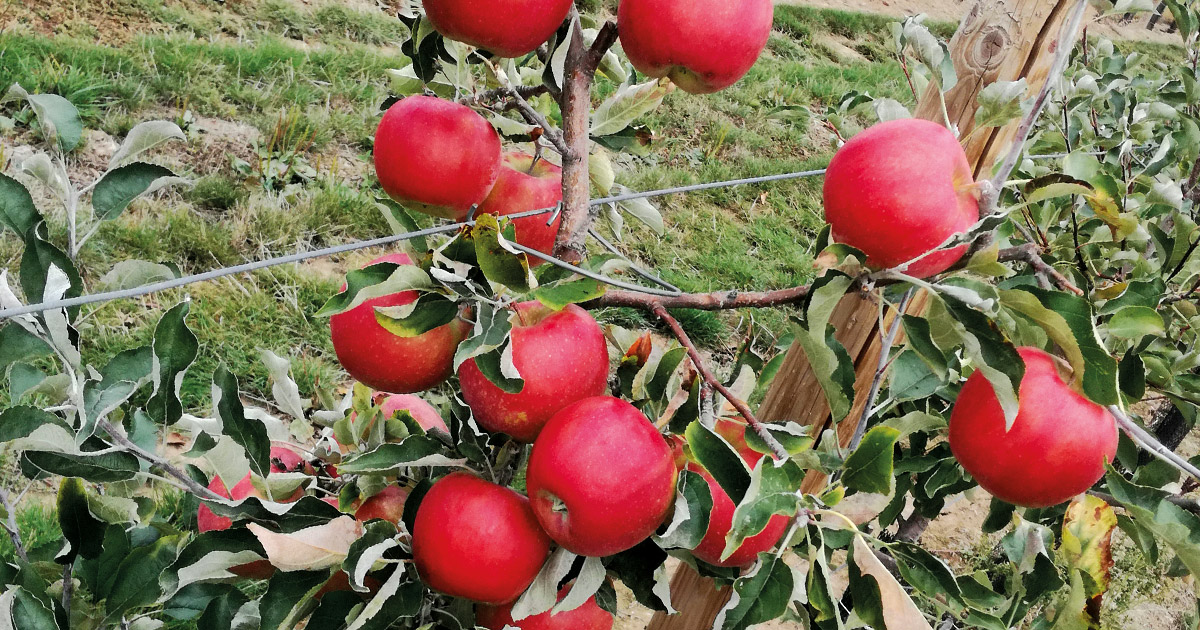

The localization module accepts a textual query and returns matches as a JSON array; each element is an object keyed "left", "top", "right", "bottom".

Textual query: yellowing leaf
[
  {"left": 1061, "top": 495, "right": 1116, "bottom": 602},
  {"left": 851, "top": 536, "right": 933, "bottom": 630},
  {"left": 247, "top": 516, "right": 362, "bottom": 572}
]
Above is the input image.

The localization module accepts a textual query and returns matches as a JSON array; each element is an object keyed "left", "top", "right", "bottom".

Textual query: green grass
[{"left": 0, "top": 502, "right": 62, "bottom": 562}]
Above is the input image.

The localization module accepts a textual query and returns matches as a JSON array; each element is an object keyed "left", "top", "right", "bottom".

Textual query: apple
[
  {"left": 823, "top": 118, "right": 980, "bottom": 279},
  {"left": 476, "top": 583, "right": 614, "bottom": 630},
  {"left": 526, "top": 396, "right": 677, "bottom": 557},
  {"left": 714, "top": 418, "right": 767, "bottom": 468},
  {"left": 667, "top": 434, "right": 688, "bottom": 471},
  {"left": 377, "top": 393, "right": 449, "bottom": 433},
  {"left": 688, "top": 464, "right": 789, "bottom": 568},
  {"left": 949, "top": 347, "right": 1119, "bottom": 508},
  {"left": 617, "top": 0, "right": 774, "bottom": 94},
  {"left": 197, "top": 446, "right": 312, "bottom": 532},
  {"left": 354, "top": 485, "right": 409, "bottom": 525},
  {"left": 459, "top": 302, "right": 609, "bottom": 442},
  {"left": 330, "top": 253, "right": 470, "bottom": 394},
  {"left": 476, "top": 152, "right": 563, "bottom": 263},
  {"left": 373, "top": 95, "right": 502, "bottom": 220},
  {"left": 424, "top": 0, "right": 573, "bottom": 58},
  {"left": 412, "top": 472, "right": 551, "bottom": 604}
]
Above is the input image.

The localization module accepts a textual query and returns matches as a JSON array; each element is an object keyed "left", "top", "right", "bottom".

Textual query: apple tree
[{"left": 2, "top": 0, "right": 1200, "bottom": 629}]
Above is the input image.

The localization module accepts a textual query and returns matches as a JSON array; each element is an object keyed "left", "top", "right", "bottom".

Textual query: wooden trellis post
[{"left": 647, "top": 1, "right": 1091, "bottom": 628}]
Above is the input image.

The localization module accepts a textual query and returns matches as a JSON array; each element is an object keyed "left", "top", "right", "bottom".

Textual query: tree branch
[
  {"left": 1089, "top": 490, "right": 1200, "bottom": 517},
  {"left": 460, "top": 84, "right": 550, "bottom": 107},
  {"left": 649, "top": 304, "right": 789, "bottom": 461},
  {"left": 1110, "top": 405, "right": 1200, "bottom": 483},
  {"left": 848, "top": 289, "right": 915, "bottom": 453},
  {"left": 479, "top": 59, "right": 568, "bottom": 154},
  {"left": 0, "top": 486, "right": 27, "bottom": 563},
  {"left": 98, "top": 419, "right": 225, "bottom": 501}
]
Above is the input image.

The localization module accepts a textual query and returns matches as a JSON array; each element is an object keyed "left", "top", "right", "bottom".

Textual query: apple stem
[
  {"left": 97, "top": 418, "right": 226, "bottom": 501},
  {"left": 1110, "top": 405, "right": 1200, "bottom": 483},
  {"left": 649, "top": 304, "right": 790, "bottom": 462}
]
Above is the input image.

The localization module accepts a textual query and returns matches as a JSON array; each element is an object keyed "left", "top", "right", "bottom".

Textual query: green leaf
[
  {"left": 21, "top": 449, "right": 140, "bottom": 482},
  {"left": 316, "top": 261, "right": 432, "bottom": 317},
  {"left": 452, "top": 302, "right": 513, "bottom": 370},
  {"left": 793, "top": 273, "right": 856, "bottom": 422},
  {"left": 374, "top": 293, "right": 458, "bottom": 338},
  {"left": 81, "top": 345, "right": 154, "bottom": 441},
  {"left": 1107, "top": 306, "right": 1166, "bottom": 339},
  {"left": 940, "top": 294, "right": 1024, "bottom": 427},
  {"left": 1104, "top": 468, "right": 1200, "bottom": 580},
  {"left": 146, "top": 301, "right": 198, "bottom": 426},
  {"left": 5, "top": 587, "right": 58, "bottom": 630},
  {"left": 686, "top": 421, "right": 751, "bottom": 504},
  {"left": 725, "top": 460, "right": 805, "bottom": 558},
  {"left": 346, "top": 570, "right": 423, "bottom": 630},
  {"left": 0, "top": 325, "right": 51, "bottom": 375},
  {"left": 106, "top": 534, "right": 184, "bottom": 619},
  {"left": 646, "top": 346, "right": 687, "bottom": 403},
  {"left": 20, "top": 225, "right": 82, "bottom": 309},
  {"left": 654, "top": 469, "right": 713, "bottom": 550},
  {"left": 720, "top": 553, "right": 794, "bottom": 630},
  {"left": 213, "top": 366, "right": 272, "bottom": 479},
  {"left": 1000, "top": 287, "right": 1118, "bottom": 405},
  {"left": 376, "top": 198, "right": 428, "bottom": 253},
  {"left": 57, "top": 477, "right": 104, "bottom": 562},
  {"left": 259, "top": 569, "right": 329, "bottom": 630},
  {"left": 99, "top": 259, "right": 178, "bottom": 291},
  {"left": 850, "top": 535, "right": 934, "bottom": 629},
  {"left": 472, "top": 213, "right": 533, "bottom": 292},
  {"left": 901, "top": 315, "right": 947, "bottom": 378},
  {"left": 0, "top": 173, "right": 42, "bottom": 237},
  {"left": 604, "top": 539, "right": 672, "bottom": 612},
  {"left": 109, "top": 120, "right": 186, "bottom": 168},
  {"left": 531, "top": 277, "right": 606, "bottom": 311},
  {"left": 0, "top": 405, "right": 71, "bottom": 442},
  {"left": 3, "top": 84, "right": 83, "bottom": 152},
  {"left": 590, "top": 78, "right": 672, "bottom": 137},
  {"left": 471, "top": 341, "right": 524, "bottom": 394},
  {"left": 890, "top": 542, "right": 965, "bottom": 611},
  {"left": 336, "top": 437, "right": 465, "bottom": 473},
  {"left": 975, "top": 79, "right": 1029, "bottom": 128},
  {"left": 842, "top": 426, "right": 901, "bottom": 495},
  {"left": 92, "top": 162, "right": 189, "bottom": 221}
]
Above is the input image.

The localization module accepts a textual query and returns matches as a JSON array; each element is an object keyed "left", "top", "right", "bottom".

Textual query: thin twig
[
  {"left": 649, "top": 304, "right": 790, "bottom": 461},
  {"left": 848, "top": 289, "right": 915, "bottom": 452},
  {"left": 61, "top": 560, "right": 74, "bottom": 618},
  {"left": 480, "top": 58, "right": 568, "bottom": 154},
  {"left": 1089, "top": 490, "right": 1200, "bottom": 516},
  {"left": 97, "top": 419, "right": 224, "bottom": 500},
  {"left": 460, "top": 84, "right": 550, "bottom": 107},
  {"left": 1111, "top": 406, "right": 1200, "bottom": 482},
  {"left": 0, "top": 486, "right": 28, "bottom": 562}
]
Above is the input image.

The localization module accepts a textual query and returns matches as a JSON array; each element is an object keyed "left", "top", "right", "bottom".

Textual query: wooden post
[{"left": 648, "top": 1, "right": 1089, "bottom": 627}]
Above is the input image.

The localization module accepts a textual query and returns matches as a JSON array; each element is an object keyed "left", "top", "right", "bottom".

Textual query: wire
[{"left": 0, "top": 167, "right": 829, "bottom": 320}]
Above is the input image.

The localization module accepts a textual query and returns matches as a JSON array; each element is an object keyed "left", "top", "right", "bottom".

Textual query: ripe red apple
[
  {"left": 667, "top": 434, "right": 688, "bottom": 471},
  {"left": 823, "top": 118, "right": 980, "bottom": 279},
  {"left": 330, "top": 253, "right": 470, "bottom": 394},
  {"left": 373, "top": 96, "right": 502, "bottom": 220},
  {"left": 458, "top": 302, "right": 609, "bottom": 443},
  {"left": 476, "top": 584, "right": 614, "bottom": 630},
  {"left": 197, "top": 446, "right": 311, "bottom": 532},
  {"left": 526, "top": 396, "right": 677, "bottom": 557},
  {"left": 412, "top": 472, "right": 551, "bottom": 604},
  {"left": 377, "top": 393, "right": 449, "bottom": 433},
  {"left": 688, "top": 464, "right": 789, "bottom": 568},
  {"left": 617, "top": 0, "right": 774, "bottom": 94},
  {"left": 355, "top": 485, "right": 409, "bottom": 525},
  {"left": 476, "top": 152, "right": 563, "bottom": 263},
  {"left": 949, "top": 347, "right": 1118, "bottom": 508},
  {"left": 424, "top": 0, "right": 573, "bottom": 58}
]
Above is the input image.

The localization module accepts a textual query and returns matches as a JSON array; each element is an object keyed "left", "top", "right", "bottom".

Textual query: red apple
[
  {"left": 377, "top": 393, "right": 449, "bottom": 433},
  {"left": 197, "top": 446, "right": 311, "bottom": 532},
  {"left": 412, "top": 472, "right": 551, "bottom": 604},
  {"left": 355, "top": 485, "right": 409, "bottom": 525},
  {"left": 459, "top": 302, "right": 609, "bottom": 443},
  {"left": 476, "top": 583, "right": 614, "bottom": 630},
  {"left": 617, "top": 0, "right": 774, "bottom": 94},
  {"left": 949, "top": 347, "right": 1119, "bottom": 508},
  {"left": 374, "top": 96, "right": 502, "bottom": 220},
  {"left": 526, "top": 396, "right": 677, "bottom": 557},
  {"left": 667, "top": 434, "right": 688, "bottom": 471},
  {"left": 688, "top": 464, "right": 789, "bottom": 568},
  {"left": 823, "top": 118, "right": 980, "bottom": 279},
  {"left": 330, "top": 253, "right": 470, "bottom": 394},
  {"left": 424, "top": 0, "right": 573, "bottom": 58},
  {"left": 476, "top": 152, "right": 563, "bottom": 264},
  {"left": 714, "top": 418, "right": 767, "bottom": 468}
]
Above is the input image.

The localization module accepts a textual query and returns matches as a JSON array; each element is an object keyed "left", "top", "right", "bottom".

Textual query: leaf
[
  {"left": 0, "top": 406, "right": 71, "bottom": 442},
  {"left": 512, "top": 547, "right": 577, "bottom": 620},
  {"left": 531, "top": 278, "right": 606, "bottom": 311},
  {"left": 92, "top": 162, "right": 189, "bottom": 221},
  {"left": 258, "top": 349, "right": 306, "bottom": 422},
  {"left": 1107, "top": 306, "right": 1166, "bottom": 339},
  {"left": 725, "top": 460, "right": 805, "bottom": 559},
  {"left": 374, "top": 294, "right": 459, "bottom": 338},
  {"left": 842, "top": 426, "right": 901, "bottom": 495},
  {"left": 890, "top": 542, "right": 966, "bottom": 611},
  {"left": 686, "top": 421, "right": 751, "bottom": 504},
  {"left": 612, "top": 184, "right": 665, "bottom": 235},
  {"left": 850, "top": 536, "right": 934, "bottom": 630},
  {"left": 376, "top": 198, "right": 428, "bottom": 253},
  {"left": 1104, "top": 469, "right": 1200, "bottom": 580},
  {"left": 109, "top": 120, "right": 186, "bottom": 168},
  {"left": 258, "top": 570, "right": 329, "bottom": 630},
  {"left": 1060, "top": 494, "right": 1116, "bottom": 606},
  {"left": 20, "top": 449, "right": 140, "bottom": 482},
  {"left": 471, "top": 213, "right": 534, "bottom": 292},
  {"left": 3, "top": 83, "right": 83, "bottom": 152},
  {"left": 0, "top": 173, "right": 41, "bottom": 237},
  {"left": 452, "top": 302, "right": 513, "bottom": 370},
  {"left": 940, "top": 294, "right": 1024, "bottom": 428},
  {"left": 975, "top": 79, "right": 1029, "bottom": 128},
  {"left": 590, "top": 78, "right": 673, "bottom": 137},
  {"left": 344, "top": 522, "right": 400, "bottom": 592},
  {"left": 872, "top": 98, "right": 911, "bottom": 122},
  {"left": 146, "top": 301, "right": 198, "bottom": 426},
  {"left": 81, "top": 345, "right": 154, "bottom": 441},
  {"left": 604, "top": 540, "right": 672, "bottom": 612},
  {"left": 552, "top": 556, "right": 606, "bottom": 614},
  {"left": 793, "top": 273, "right": 856, "bottom": 422},
  {"left": 655, "top": 469, "right": 714, "bottom": 550},
  {"left": 106, "top": 535, "right": 184, "bottom": 619},
  {"left": 57, "top": 477, "right": 105, "bottom": 562},
  {"left": 2, "top": 587, "right": 58, "bottom": 630},
  {"left": 99, "top": 259, "right": 177, "bottom": 290},
  {"left": 336, "top": 437, "right": 466, "bottom": 473},
  {"left": 717, "top": 553, "right": 794, "bottom": 630},
  {"left": 316, "top": 261, "right": 432, "bottom": 317},
  {"left": 247, "top": 516, "right": 363, "bottom": 572},
  {"left": 213, "top": 366, "right": 272, "bottom": 479},
  {"left": 20, "top": 226, "right": 83, "bottom": 315},
  {"left": 472, "top": 340, "right": 524, "bottom": 394},
  {"left": 344, "top": 569, "right": 423, "bottom": 630},
  {"left": 902, "top": 315, "right": 947, "bottom": 378},
  {"left": 19, "top": 152, "right": 69, "bottom": 203}
]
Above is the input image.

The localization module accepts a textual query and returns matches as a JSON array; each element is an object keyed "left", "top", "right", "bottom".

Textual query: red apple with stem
[
  {"left": 458, "top": 302, "right": 609, "bottom": 443},
  {"left": 412, "top": 472, "right": 551, "bottom": 604},
  {"left": 476, "top": 583, "right": 614, "bottom": 630},
  {"left": 688, "top": 464, "right": 789, "bottom": 568},
  {"left": 618, "top": 0, "right": 774, "bottom": 94},
  {"left": 330, "top": 253, "right": 470, "bottom": 395},
  {"left": 949, "top": 346, "right": 1119, "bottom": 508},
  {"left": 373, "top": 95, "right": 502, "bottom": 220},
  {"left": 376, "top": 393, "right": 449, "bottom": 433},
  {"left": 823, "top": 118, "right": 981, "bottom": 279},
  {"left": 526, "top": 396, "right": 677, "bottom": 557},
  {"left": 476, "top": 152, "right": 563, "bottom": 264},
  {"left": 424, "top": 0, "right": 573, "bottom": 58}
]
